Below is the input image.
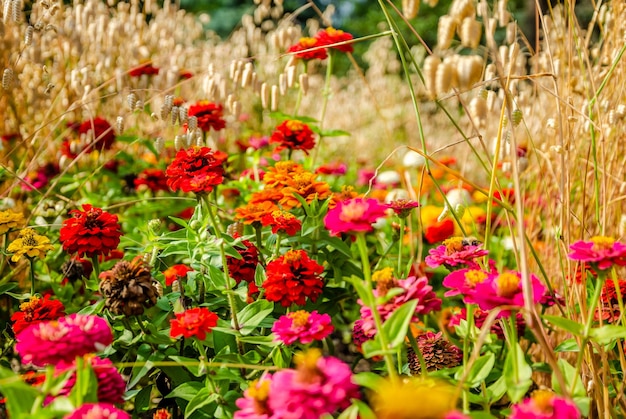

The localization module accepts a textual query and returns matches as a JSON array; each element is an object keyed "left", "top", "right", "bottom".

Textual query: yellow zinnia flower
[
  {"left": 0, "top": 210, "right": 25, "bottom": 235},
  {"left": 7, "top": 228, "right": 54, "bottom": 262},
  {"left": 371, "top": 377, "right": 458, "bottom": 419}
]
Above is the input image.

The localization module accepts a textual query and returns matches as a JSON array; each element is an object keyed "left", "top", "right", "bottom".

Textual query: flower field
[{"left": 1, "top": 0, "right": 626, "bottom": 418}]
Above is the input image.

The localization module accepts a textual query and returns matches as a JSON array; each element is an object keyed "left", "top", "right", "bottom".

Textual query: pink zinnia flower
[
  {"left": 234, "top": 375, "right": 274, "bottom": 419},
  {"left": 64, "top": 403, "right": 130, "bottom": 419},
  {"left": 267, "top": 350, "right": 360, "bottom": 419},
  {"left": 359, "top": 273, "right": 441, "bottom": 339},
  {"left": 445, "top": 412, "right": 471, "bottom": 419},
  {"left": 425, "top": 237, "right": 489, "bottom": 270},
  {"left": 442, "top": 268, "right": 491, "bottom": 303},
  {"left": 568, "top": 236, "right": 626, "bottom": 270},
  {"left": 323, "top": 198, "right": 389, "bottom": 236},
  {"left": 57, "top": 356, "right": 126, "bottom": 404},
  {"left": 272, "top": 310, "right": 334, "bottom": 345},
  {"left": 472, "top": 271, "right": 546, "bottom": 318},
  {"left": 16, "top": 314, "right": 113, "bottom": 366},
  {"left": 510, "top": 391, "right": 581, "bottom": 419}
]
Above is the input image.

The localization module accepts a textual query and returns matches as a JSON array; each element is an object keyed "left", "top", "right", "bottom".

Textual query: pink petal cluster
[
  {"left": 510, "top": 391, "right": 581, "bottom": 419},
  {"left": 57, "top": 356, "right": 126, "bottom": 404},
  {"left": 16, "top": 314, "right": 113, "bottom": 366},
  {"left": 568, "top": 236, "right": 626, "bottom": 270},
  {"left": 323, "top": 198, "right": 389, "bottom": 236},
  {"left": 64, "top": 403, "right": 130, "bottom": 419},
  {"left": 425, "top": 237, "right": 489, "bottom": 270},
  {"left": 359, "top": 276, "right": 442, "bottom": 339},
  {"left": 472, "top": 271, "right": 546, "bottom": 318},
  {"left": 271, "top": 310, "right": 334, "bottom": 345},
  {"left": 442, "top": 268, "right": 491, "bottom": 303},
  {"left": 234, "top": 351, "right": 360, "bottom": 419}
]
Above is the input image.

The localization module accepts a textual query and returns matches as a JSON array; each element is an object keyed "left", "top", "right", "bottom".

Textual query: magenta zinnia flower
[
  {"left": 267, "top": 350, "right": 360, "bottom": 419},
  {"left": 323, "top": 197, "right": 389, "bottom": 236},
  {"left": 234, "top": 375, "right": 274, "bottom": 419},
  {"left": 568, "top": 236, "right": 626, "bottom": 270},
  {"left": 510, "top": 391, "right": 581, "bottom": 419},
  {"left": 472, "top": 271, "right": 546, "bottom": 317},
  {"left": 16, "top": 314, "right": 113, "bottom": 366},
  {"left": 57, "top": 356, "right": 126, "bottom": 405},
  {"left": 442, "top": 268, "right": 491, "bottom": 303},
  {"left": 425, "top": 237, "right": 489, "bottom": 270},
  {"left": 64, "top": 403, "right": 130, "bottom": 419},
  {"left": 359, "top": 273, "right": 441, "bottom": 339},
  {"left": 272, "top": 310, "right": 334, "bottom": 345}
]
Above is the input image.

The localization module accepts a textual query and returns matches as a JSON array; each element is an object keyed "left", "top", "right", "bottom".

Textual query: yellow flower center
[
  {"left": 496, "top": 272, "right": 520, "bottom": 297},
  {"left": 286, "top": 120, "right": 305, "bottom": 131},
  {"left": 272, "top": 210, "right": 294, "bottom": 220},
  {"left": 247, "top": 379, "right": 271, "bottom": 403},
  {"left": 19, "top": 296, "right": 41, "bottom": 312},
  {"left": 591, "top": 236, "right": 615, "bottom": 251},
  {"left": 443, "top": 237, "right": 465, "bottom": 254},
  {"left": 294, "top": 349, "right": 322, "bottom": 383},
  {"left": 283, "top": 250, "right": 302, "bottom": 263},
  {"left": 531, "top": 390, "right": 554, "bottom": 413},
  {"left": 288, "top": 310, "right": 311, "bottom": 327},
  {"left": 298, "top": 38, "right": 317, "bottom": 48},
  {"left": 339, "top": 200, "right": 367, "bottom": 222},
  {"left": 373, "top": 267, "right": 394, "bottom": 283},
  {"left": 465, "top": 270, "right": 487, "bottom": 286}
]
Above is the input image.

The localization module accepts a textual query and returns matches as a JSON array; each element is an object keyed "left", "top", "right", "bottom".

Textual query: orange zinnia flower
[
  {"left": 235, "top": 201, "right": 280, "bottom": 225},
  {"left": 279, "top": 172, "right": 331, "bottom": 210},
  {"left": 263, "top": 161, "right": 305, "bottom": 188}
]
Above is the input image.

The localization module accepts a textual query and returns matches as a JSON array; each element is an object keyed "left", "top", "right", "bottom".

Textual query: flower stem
[
  {"left": 397, "top": 218, "right": 405, "bottom": 277},
  {"left": 91, "top": 256, "right": 101, "bottom": 281},
  {"left": 407, "top": 330, "right": 428, "bottom": 377},
  {"left": 355, "top": 233, "right": 396, "bottom": 378},
  {"left": 28, "top": 257, "right": 36, "bottom": 296}
]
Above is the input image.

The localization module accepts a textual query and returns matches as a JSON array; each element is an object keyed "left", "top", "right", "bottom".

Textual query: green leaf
[
  {"left": 185, "top": 388, "right": 218, "bottom": 418},
  {"left": 552, "top": 359, "right": 589, "bottom": 416},
  {"left": 352, "top": 372, "right": 385, "bottom": 391},
  {"left": 134, "top": 385, "right": 153, "bottom": 412},
  {"left": 337, "top": 400, "right": 376, "bottom": 419},
  {"left": 269, "top": 111, "right": 318, "bottom": 123},
  {"left": 128, "top": 344, "right": 164, "bottom": 389},
  {"left": 0, "top": 282, "right": 18, "bottom": 295},
  {"left": 70, "top": 358, "right": 99, "bottom": 405},
  {"left": 320, "top": 129, "right": 351, "bottom": 137},
  {"left": 543, "top": 315, "right": 584, "bottom": 336},
  {"left": 381, "top": 299, "right": 418, "bottom": 349},
  {"left": 0, "top": 366, "right": 40, "bottom": 417},
  {"left": 460, "top": 353, "right": 495, "bottom": 388},
  {"left": 165, "top": 381, "right": 204, "bottom": 401},
  {"left": 503, "top": 342, "right": 533, "bottom": 403},
  {"left": 169, "top": 356, "right": 204, "bottom": 377},
  {"left": 590, "top": 325, "right": 626, "bottom": 344},
  {"left": 554, "top": 338, "right": 580, "bottom": 352},
  {"left": 238, "top": 335, "right": 279, "bottom": 346},
  {"left": 236, "top": 300, "right": 274, "bottom": 335},
  {"left": 486, "top": 376, "right": 507, "bottom": 404}
]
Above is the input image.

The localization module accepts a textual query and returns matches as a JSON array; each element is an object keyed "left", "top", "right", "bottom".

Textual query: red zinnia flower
[
  {"left": 262, "top": 250, "right": 324, "bottom": 307},
  {"left": 163, "top": 264, "right": 193, "bottom": 286},
  {"left": 425, "top": 237, "right": 489, "bottom": 270},
  {"left": 60, "top": 204, "right": 122, "bottom": 258},
  {"left": 134, "top": 168, "right": 170, "bottom": 192},
  {"left": 226, "top": 237, "right": 259, "bottom": 285},
  {"left": 188, "top": 101, "right": 226, "bottom": 132},
  {"left": 598, "top": 278, "right": 626, "bottom": 323},
  {"left": 128, "top": 62, "right": 160, "bottom": 77},
  {"left": 287, "top": 37, "right": 328, "bottom": 60},
  {"left": 270, "top": 120, "right": 316, "bottom": 154},
  {"left": 78, "top": 117, "right": 116, "bottom": 151},
  {"left": 315, "top": 27, "right": 354, "bottom": 53},
  {"left": 165, "top": 146, "right": 228, "bottom": 194},
  {"left": 423, "top": 218, "right": 455, "bottom": 244},
  {"left": 11, "top": 295, "right": 66, "bottom": 335},
  {"left": 170, "top": 307, "right": 219, "bottom": 340},
  {"left": 261, "top": 210, "right": 302, "bottom": 236}
]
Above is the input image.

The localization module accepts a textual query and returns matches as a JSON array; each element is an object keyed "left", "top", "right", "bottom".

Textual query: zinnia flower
[
  {"left": 165, "top": 146, "right": 228, "bottom": 194},
  {"left": 134, "top": 168, "right": 170, "bottom": 192},
  {"left": 442, "top": 267, "right": 493, "bottom": 303},
  {"left": 426, "top": 237, "right": 489, "bottom": 270},
  {"left": 388, "top": 198, "right": 420, "bottom": 219},
  {"left": 78, "top": 117, "right": 116, "bottom": 151},
  {"left": 170, "top": 307, "right": 219, "bottom": 340},
  {"left": 234, "top": 376, "right": 274, "bottom": 419},
  {"left": 509, "top": 390, "right": 581, "bottom": 419},
  {"left": 597, "top": 278, "right": 626, "bottom": 323},
  {"left": 235, "top": 200, "right": 280, "bottom": 225},
  {"left": 269, "top": 120, "right": 316, "bottom": 154},
  {"left": 277, "top": 172, "right": 331, "bottom": 210},
  {"left": 226, "top": 237, "right": 259, "bottom": 285},
  {"left": 0, "top": 209, "right": 25, "bottom": 234},
  {"left": 64, "top": 403, "right": 130, "bottom": 419},
  {"left": 187, "top": 101, "right": 226, "bottom": 132},
  {"left": 315, "top": 27, "right": 354, "bottom": 53},
  {"left": 272, "top": 310, "right": 334, "bottom": 345},
  {"left": 261, "top": 210, "right": 302, "bottom": 236},
  {"left": 99, "top": 257, "right": 159, "bottom": 316},
  {"left": 163, "top": 264, "right": 193, "bottom": 287},
  {"left": 262, "top": 250, "right": 324, "bottom": 307},
  {"left": 407, "top": 332, "right": 462, "bottom": 374},
  {"left": 472, "top": 270, "right": 546, "bottom": 317},
  {"left": 359, "top": 273, "right": 441, "bottom": 339},
  {"left": 16, "top": 314, "right": 113, "bottom": 366},
  {"left": 128, "top": 62, "right": 159, "bottom": 77},
  {"left": 267, "top": 349, "right": 360, "bottom": 419},
  {"left": 449, "top": 307, "right": 526, "bottom": 339},
  {"left": 568, "top": 236, "right": 626, "bottom": 270},
  {"left": 21, "top": 163, "right": 60, "bottom": 191},
  {"left": 7, "top": 228, "right": 54, "bottom": 262},
  {"left": 57, "top": 355, "right": 126, "bottom": 405},
  {"left": 371, "top": 377, "right": 457, "bottom": 419},
  {"left": 11, "top": 295, "right": 66, "bottom": 335},
  {"left": 60, "top": 205, "right": 122, "bottom": 258},
  {"left": 323, "top": 198, "right": 389, "bottom": 236},
  {"left": 287, "top": 37, "right": 328, "bottom": 60}
]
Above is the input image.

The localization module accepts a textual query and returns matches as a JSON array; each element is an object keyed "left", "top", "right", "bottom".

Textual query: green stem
[
  {"left": 91, "top": 256, "right": 101, "bottom": 281},
  {"left": 355, "top": 233, "right": 396, "bottom": 378},
  {"left": 28, "top": 258, "right": 36, "bottom": 296},
  {"left": 135, "top": 316, "right": 151, "bottom": 335},
  {"left": 462, "top": 304, "right": 474, "bottom": 413},
  {"left": 397, "top": 218, "right": 405, "bottom": 277},
  {"left": 254, "top": 224, "right": 267, "bottom": 266},
  {"left": 203, "top": 194, "right": 222, "bottom": 239},
  {"left": 407, "top": 330, "right": 428, "bottom": 377},
  {"left": 274, "top": 234, "right": 282, "bottom": 258}
]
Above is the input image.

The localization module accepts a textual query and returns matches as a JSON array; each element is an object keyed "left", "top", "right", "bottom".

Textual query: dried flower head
[
  {"left": 407, "top": 331, "right": 462, "bottom": 374},
  {"left": 99, "top": 256, "right": 159, "bottom": 316}
]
